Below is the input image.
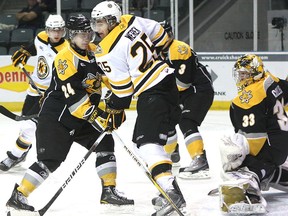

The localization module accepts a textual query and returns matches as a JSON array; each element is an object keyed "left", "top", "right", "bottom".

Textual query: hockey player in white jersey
[
  {"left": 91, "top": 1, "right": 187, "bottom": 215},
  {"left": 0, "top": 14, "right": 68, "bottom": 171}
]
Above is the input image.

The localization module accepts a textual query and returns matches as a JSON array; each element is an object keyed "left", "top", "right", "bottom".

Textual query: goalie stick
[
  {"left": 0, "top": 105, "right": 38, "bottom": 121},
  {"left": 7, "top": 127, "right": 109, "bottom": 216},
  {"left": 112, "top": 131, "right": 186, "bottom": 216}
]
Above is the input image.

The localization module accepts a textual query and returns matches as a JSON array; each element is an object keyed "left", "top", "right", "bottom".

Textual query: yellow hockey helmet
[{"left": 233, "top": 54, "right": 265, "bottom": 91}]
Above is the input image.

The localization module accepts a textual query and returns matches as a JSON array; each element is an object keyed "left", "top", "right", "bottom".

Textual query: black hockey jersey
[
  {"left": 39, "top": 43, "right": 102, "bottom": 129},
  {"left": 163, "top": 39, "right": 213, "bottom": 93},
  {"left": 230, "top": 72, "right": 288, "bottom": 157}
]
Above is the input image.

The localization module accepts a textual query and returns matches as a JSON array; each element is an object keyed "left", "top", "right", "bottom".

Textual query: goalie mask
[{"left": 233, "top": 54, "right": 265, "bottom": 92}]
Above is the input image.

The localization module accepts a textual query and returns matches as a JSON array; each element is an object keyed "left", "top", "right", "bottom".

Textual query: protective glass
[
  {"left": 90, "top": 18, "right": 108, "bottom": 32},
  {"left": 46, "top": 27, "right": 66, "bottom": 38},
  {"left": 70, "top": 30, "right": 96, "bottom": 42}
]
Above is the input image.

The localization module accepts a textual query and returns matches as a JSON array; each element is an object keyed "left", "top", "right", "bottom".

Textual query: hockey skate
[
  {"left": 100, "top": 186, "right": 134, "bottom": 206},
  {"left": 152, "top": 180, "right": 188, "bottom": 216},
  {"left": 151, "top": 193, "right": 164, "bottom": 210},
  {"left": 6, "top": 184, "right": 34, "bottom": 212},
  {"left": 220, "top": 168, "right": 267, "bottom": 214},
  {"left": 0, "top": 146, "right": 31, "bottom": 171},
  {"left": 178, "top": 150, "right": 210, "bottom": 179}
]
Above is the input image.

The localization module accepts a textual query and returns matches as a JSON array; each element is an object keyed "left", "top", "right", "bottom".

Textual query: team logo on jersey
[
  {"left": 57, "top": 59, "right": 68, "bottom": 75},
  {"left": 239, "top": 89, "right": 253, "bottom": 103},
  {"left": 82, "top": 73, "right": 102, "bottom": 94},
  {"left": 37, "top": 56, "right": 49, "bottom": 79},
  {"left": 177, "top": 45, "right": 188, "bottom": 55}
]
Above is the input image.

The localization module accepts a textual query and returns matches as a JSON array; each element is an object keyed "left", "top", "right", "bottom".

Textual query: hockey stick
[
  {"left": 19, "top": 64, "right": 43, "bottom": 96},
  {"left": 0, "top": 105, "right": 38, "bottom": 121},
  {"left": 111, "top": 131, "right": 185, "bottom": 216},
  {"left": 7, "top": 127, "right": 109, "bottom": 216},
  {"left": 0, "top": 65, "right": 41, "bottom": 122}
]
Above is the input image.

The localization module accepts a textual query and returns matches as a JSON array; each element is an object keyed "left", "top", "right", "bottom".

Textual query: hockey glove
[
  {"left": 89, "top": 108, "right": 125, "bottom": 132},
  {"left": 87, "top": 108, "right": 105, "bottom": 132},
  {"left": 219, "top": 133, "right": 249, "bottom": 171},
  {"left": 11, "top": 47, "right": 31, "bottom": 67},
  {"left": 105, "top": 106, "right": 126, "bottom": 130}
]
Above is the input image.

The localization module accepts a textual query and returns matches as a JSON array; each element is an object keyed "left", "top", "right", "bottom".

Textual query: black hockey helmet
[
  {"left": 66, "top": 14, "right": 95, "bottom": 41},
  {"left": 67, "top": 14, "right": 91, "bottom": 31}
]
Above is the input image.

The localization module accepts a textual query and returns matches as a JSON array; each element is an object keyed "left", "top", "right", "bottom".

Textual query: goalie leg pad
[
  {"left": 220, "top": 184, "right": 266, "bottom": 214},
  {"left": 219, "top": 169, "right": 267, "bottom": 214}
]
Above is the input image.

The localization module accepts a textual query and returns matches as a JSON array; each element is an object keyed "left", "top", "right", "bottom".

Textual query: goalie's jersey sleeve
[
  {"left": 229, "top": 72, "right": 288, "bottom": 156},
  {"left": 95, "top": 14, "right": 173, "bottom": 101},
  {"left": 27, "top": 31, "right": 69, "bottom": 96},
  {"left": 166, "top": 39, "right": 213, "bottom": 93},
  {"left": 39, "top": 44, "right": 102, "bottom": 129}
]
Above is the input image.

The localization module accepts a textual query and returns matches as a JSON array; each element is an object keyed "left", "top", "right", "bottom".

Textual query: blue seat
[
  {"left": 10, "top": 28, "right": 34, "bottom": 46},
  {"left": 0, "top": 13, "right": 17, "bottom": 26},
  {"left": 0, "top": 30, "right": 11, "bottom": 47},
  {"left": 0, "top": 46, "right": 7, "bottom": 55}
]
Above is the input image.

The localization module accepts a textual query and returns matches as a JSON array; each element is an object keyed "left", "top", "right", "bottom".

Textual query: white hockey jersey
[
  {"left": 95, "top": 15, "right": 174, "bottom": 98},
  {"left": 27, "top": 31, "right": 68, "bottom": 96}
]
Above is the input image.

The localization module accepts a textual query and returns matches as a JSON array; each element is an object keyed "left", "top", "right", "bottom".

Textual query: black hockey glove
[
  {"left": 88, "top": 107, "right": 126, "bottom": 132},
  {"left": 11, "top": 47, "right": 31, "bottom": 67},
  {"left": 88, "top": 108, "right": 105, "bottom": 132},
  {"left": 105, "top": 106, "right": 126, "bottom": 130}
]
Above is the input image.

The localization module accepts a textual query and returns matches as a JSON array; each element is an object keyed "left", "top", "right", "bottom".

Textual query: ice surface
[{"left": 0, "top": 110, "right": 287, "bottom": 215}]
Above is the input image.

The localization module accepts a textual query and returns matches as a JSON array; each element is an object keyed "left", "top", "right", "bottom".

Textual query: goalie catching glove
[
  {"left": 219, "top": 133, "right": 249, "bottom": 171},
  {"left": 11, "top": 47, "right": 31, "bottom": 67},
  {"left": 88, "top": 107, "right": 126, "bottom": 132}
]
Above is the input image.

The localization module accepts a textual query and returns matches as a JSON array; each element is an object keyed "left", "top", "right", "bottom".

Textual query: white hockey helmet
[
  {"left": 45, "top": 14, "right": 65, "bottom": 29},
  {"left": 91, "top": 1, "right": 122, "bottom": 31}
]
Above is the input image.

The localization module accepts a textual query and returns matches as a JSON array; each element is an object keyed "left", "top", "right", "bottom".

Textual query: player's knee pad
[
  {"left": 164, "top": 130, "right": 178, "bottom": 154},
  {"left": 37, "top": 160, "right": 61, "bottom": 173},
  {"left": 29, "top": 161, "right": 51, "bottom": 180},
  {"left": 18, "top": 120, "right": 36, "bottom": 144},
  {"left": 139, "top": 143, "right": 172, "bottom": 178},
  {"left": 96, "top": 134, "right": 115, "bottom": 152},
  {"left": 179, "top": 119, "right": 198, "bottom": 138},
  {"left": 96, "top": 151, "right": 116, "bottom": 167}
]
